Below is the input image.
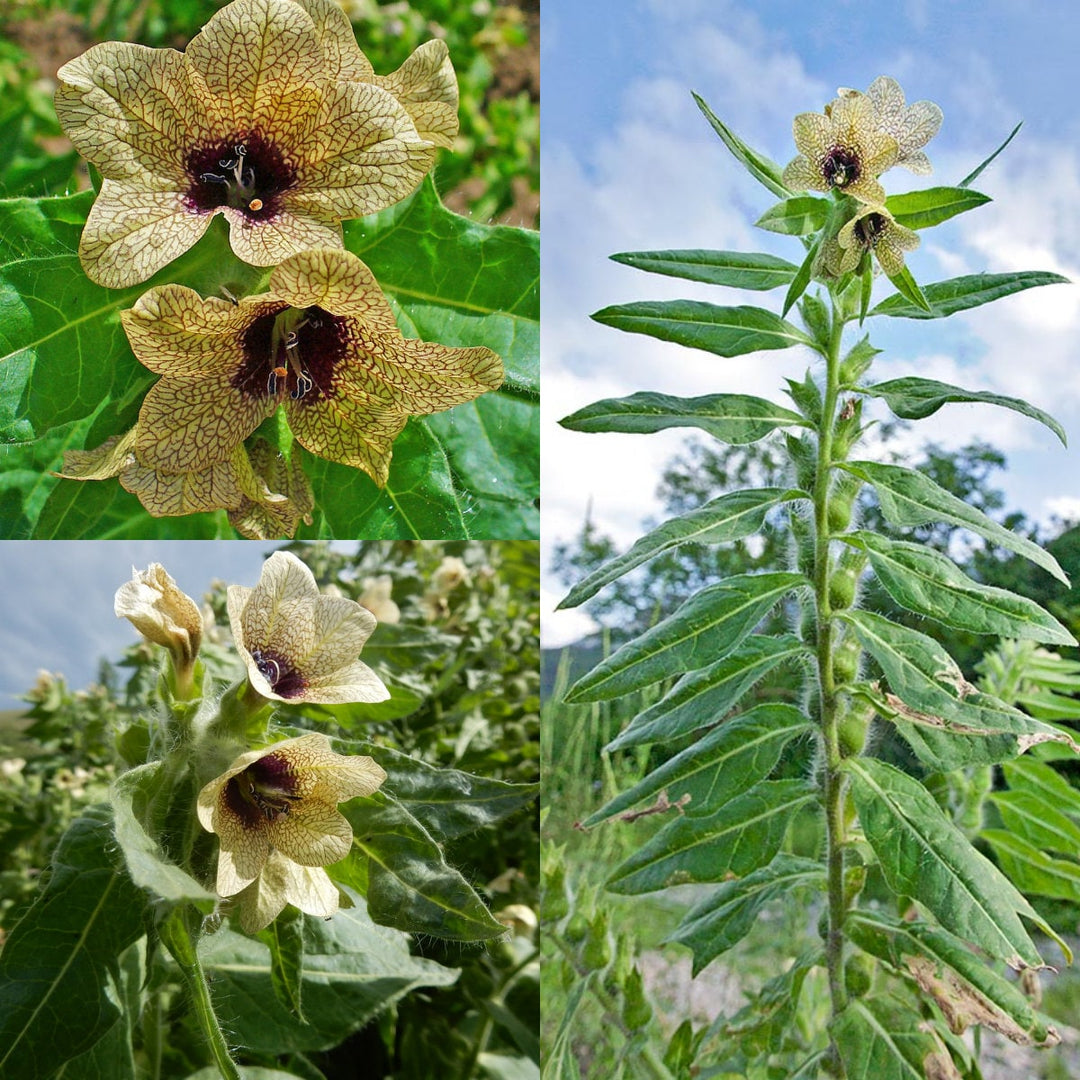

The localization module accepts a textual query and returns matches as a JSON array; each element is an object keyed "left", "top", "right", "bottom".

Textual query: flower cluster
[
  {"left": 54, "top": 0, "right": 503, "bottom": 531},
  {"left": 117, "top": 552, "right": 394, "bottom": 931},
  {"left": 783, "top": 76, "right": 941, "bottom": 277}
]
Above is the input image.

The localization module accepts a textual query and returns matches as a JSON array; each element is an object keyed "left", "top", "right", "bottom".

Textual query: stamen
[
  {"left": 249, "top": 198, "right": 264, "bottom": 212},
  {"left": 291, "top": 371, "right": 313, "bottom": 400},
  {"left": 200, "top": 172, "right": 229, "bottom": 184},
  {"left": 267, "top": 366, "right": 288, "bottom": 397}
]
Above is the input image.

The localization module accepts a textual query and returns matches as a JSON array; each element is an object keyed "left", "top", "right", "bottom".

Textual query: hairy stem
[
  {"left": 815, "top": 294, "right": 849, "bottom": 1019},
  {"left": 161, "top": 905, "right": 241, "bottom": 1080}
]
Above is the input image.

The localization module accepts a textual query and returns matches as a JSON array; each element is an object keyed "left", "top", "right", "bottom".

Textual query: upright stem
[
  {"left": 161, "top": 905, "right": 241, "bottom": 1080},
  {"left": 814, "top": 296, "right": 849, "bottom": 1018}
]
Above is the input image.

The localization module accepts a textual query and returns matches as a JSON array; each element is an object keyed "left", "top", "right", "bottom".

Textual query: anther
[
  {"left": 267, "top": 366, "right": 288, "bottom": 397},
  {"left": 284, "top": 331, "right": 299, "bottom": 350},
  {"left": 291, "top": 372, "right": 313, "bottom": 400},
  {"left": 248, "top": 198, "right": 264, "bottom": 212}
]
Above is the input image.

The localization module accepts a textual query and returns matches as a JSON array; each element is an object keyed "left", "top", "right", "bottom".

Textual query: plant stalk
[
  {"left": 815, "top": 293, "right": 849, "bottom": 1018},
  {"left": 161, "top": 905, "right": 241, "bottom": 1080}
]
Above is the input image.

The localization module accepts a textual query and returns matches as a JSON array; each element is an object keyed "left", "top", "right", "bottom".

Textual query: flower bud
[{"left": 115, "top": 563, "right": 202, "bottom": 695}]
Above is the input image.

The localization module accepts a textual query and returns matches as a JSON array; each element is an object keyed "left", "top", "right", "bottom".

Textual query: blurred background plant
[
  {"left": 0, "top": 540, "right": 539, "bottom": 1080},
  {"left": 0, "top": 0, "right": 538, "bottom": 224}
]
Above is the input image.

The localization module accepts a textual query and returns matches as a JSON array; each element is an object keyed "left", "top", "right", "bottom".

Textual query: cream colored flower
[
  {"left": 495, "top": 903, "right": 538, "bottom": 939},
  {"left": 121, "top": 248, "right": 503, "bottom": 488},
  {"left": 196, "top": 732, "right": 385, "bottom": 930},
  {"left": 227, "top": 550, "right": 390, "bottom": 704},
  {"left": 431, "top": 556, "right": 470, "bottom": 594},
  {"left": 358, "top": 575, "right": 401, "bottom": 624},
  {"left": 838, "top": 76, "right": 942, "bottom": 175},
  {"left": 55, "top": 0, "right": 437, "bottom": 287},
  {"left": 782, "top": 94, "right": 898, "bottom": 205},
  {"left": 57, "top": 428, "right": 295, "bottom": 526},
  {"left": 294, "top": 0, "right": 459, "bottom": 149},
  {"left": 822, "top": 205, "right": 920, "bottom": 277},
  {"left": 115, "top": 563, "right": 203, "bottom": 674}
]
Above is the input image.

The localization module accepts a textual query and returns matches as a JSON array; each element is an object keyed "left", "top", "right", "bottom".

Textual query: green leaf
[
  {"left": 832, "top": 994, "right": 951, "bottom": 1080},
  {"left": 558, "top": 390, "right": 806, "bottom": 442},
  {"left": 259, "top": 906, "right": 307, "bottom": 1023},
  {"left": 851, "top": 532, "right": 1075, "bottom": 643},
  {"left": 847, "top": 910, "right": 1059, "bottom": 1048},
  {"left": 477, "top": 1054, "right": 541, "bottom": 1080},
  {"left": 845, "top": 756, "right": 1051, "bottom": 969},
  {"left": 0, "top": 190, "right": 90, "bottom": 262},
  {"left": 870, "top": 271, "right": 1069, "bottom": 320},
  {"left": 754, "top": 196, "right": 830, "bottom": 235},
  {"left": 607, "top": 779, "right": 816, "bottom": 895},
  {"left": 781, "top": 238, "right": 820, "bottom": 318},
  {"left": 110, "top": 763, "right": 216, "bottom": 904},
  {"left": 545, "top": 972, "right": 593, "bottom": 1080},
  {"left": 862, "top": 376, "right": 1066, "bottom": 445},
  {"left": 846, "top": 610, "right": 1075, "bottom": 766},
  {"left": 345, "top": 740, "right": 538, "bottom": 841},
  {"left": 981, "top": 829, "right": 1080, "bottom": 903},
  {"left": 692, "top": 92, "right": 790, "bottom": 199},
  {"left": 610, "top": 248, "right": 798, "bottom": 290},
  {"left": 884, "top": 187, "right": 991, "bottom": 230},
  {"left": 560, "top": 488, "right": 799, "bottom": 608},
  {"left": 958, "top": 121, "right": 1022, "bottom": 188},
  {"left": 1002, "top": 758, "right": 1080, "bottom": 822},
  {"left": 709, "top": 949, "right": 820, "bottom": 1056},
  {"left": 342, "top": 795, "right": 504, "bottom": 941},
  {"left": 60, "top": 939, "right": 144, "bottom": 1080},
  {"left": 345, "top": 176, "right": 538, "bottom": 397},
  {"left": 844, "top": 460, "right": 1068, "bottom": 583},
  {"left": 590, "top": 300, "right": 812, "bottom": 358},
  {"left": 186, "top": 1071, "right": 309, "bottom": 1080},
  {"left": 199, "top": 894, "right": 458, "bottom": 1054},
  {"left": 666, "top": 856, "right": 824, "bottom": 975},
  {"left": 990, "top": 789, "right": 1080, "bottom": 856},
  {"left": 605, "top": 635, "right": 809, "bottom": 751},
  {"left": 0, "top": 807, "right": 151, "bottom": 1080},
  {"left": 883, "top": 263, "right": 931, "bottom": 313},
  {"left": 585, "top": 704, "right": 811, "bottom": 827},
  {"left": 565, "top": 572, "right": 806, "bottom": 703}
]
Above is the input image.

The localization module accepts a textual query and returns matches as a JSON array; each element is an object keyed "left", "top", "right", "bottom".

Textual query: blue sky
[
  {"left": 541, "top": 0, "right": 1080, "bottom": 645},
  {"left": 0, "top": 542, "right": 285, "bottom": 705}
]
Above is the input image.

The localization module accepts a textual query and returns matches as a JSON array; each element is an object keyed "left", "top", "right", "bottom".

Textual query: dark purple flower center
[
  {"left": 184, "top": 131, "right": 296, "bottom": 220},
  {"left": 249, "top": 647, "right": 308, "bottom": 698},
  {"left": 822, "top": 146, "right": 861, "bottom": 188},
  {"left": 224, "top": 751, "right": 301, "bottom": 826},
  {"left": 853, "top": 213, "right": 888, "bottom": 248},
  {"left": 234, "top": 305, "right": 350, "bottom": 405}
]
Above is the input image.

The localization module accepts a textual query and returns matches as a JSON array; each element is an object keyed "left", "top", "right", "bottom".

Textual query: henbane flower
[
  {"left": 114, "top": 563, "right": 202, "bottom": 683},
  {"left": 55, "top": 0, "right": 446, "bottom": 288},
  {"left": 838, "top": 76, "right": 942, "bottom": 176},
  {"left": 197, "top": 731, "right": 385, "bottom": 931},
  {"left": 57, "top": 428, "right": 306, "bottom": 531},
  {"left": 121, "top": 247, "right": 503, "bottom": 487},
  {"left": 782, "top": 93, "right": 898, "bottom": 205},
  {"left": 227, "top": 550, "right": 390, "bottom": 704},
  {"left": 822, "top": 206, "right": 919, "bottom": 277}
]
